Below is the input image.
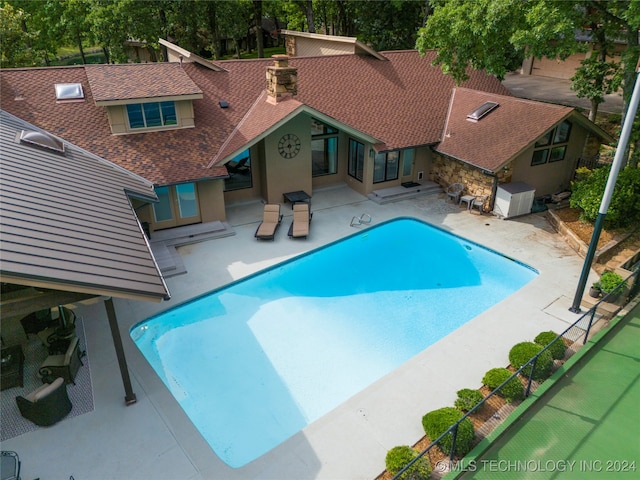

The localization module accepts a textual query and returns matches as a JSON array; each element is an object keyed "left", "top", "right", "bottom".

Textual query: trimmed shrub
[
  {"left": 482, "top": 367, "right": 524, "bottom": 402},
  {"left": 534, "top": 331, "right": 566, "bottom": 360},
  {"left": 385, "top": 445, "right": 432, "bottom": 480},
  {"left": 509, "top": 342, "right": 554, "bottom": 381},
  {"left": 454, "top": 388, "right": 484, "bottom": 412},
  {"left": 422, "top": 407, "right": 475, "bottom": 457}
]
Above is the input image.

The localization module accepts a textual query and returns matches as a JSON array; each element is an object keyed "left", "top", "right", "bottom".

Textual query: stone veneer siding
[{"left": 431, "top": 153, "right": 511, "bottom": 212}]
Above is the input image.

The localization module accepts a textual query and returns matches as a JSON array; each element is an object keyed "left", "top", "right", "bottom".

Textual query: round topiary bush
[
  {"left": 422, "top": 407, "right": 475, "bottom": 457},
  {"left": 385, "top": 445, "right": 432, "bottom": 480},
  {"left": 454, "top": 388, "right": 484, "bottom": 412},
  {"left": 534, "top": 331, "right": 566, "bottom": 360},
  {"left": 509, "top": 342, "right": 554, "bottom": 381},
  {"left": 481, "top": 367, "right": 524, "bottom": 402}
]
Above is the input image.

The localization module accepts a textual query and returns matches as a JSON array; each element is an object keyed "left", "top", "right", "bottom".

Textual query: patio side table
[
  {"left": 1, "top": 345, "right": 25, "bottom": 390},
  {"left": 283, "top": 190, "right": 311, "bottom": 209}
]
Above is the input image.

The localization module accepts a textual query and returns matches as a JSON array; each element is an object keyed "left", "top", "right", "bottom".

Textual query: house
[
  {"left": 0, "top": 35, "right": 613, "bottom": 235},
  {"left": 520, "top": 29, "right": 634, "bottom": 80}
]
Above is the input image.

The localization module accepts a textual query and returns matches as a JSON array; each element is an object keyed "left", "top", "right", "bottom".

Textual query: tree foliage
[
  {"left": 416, "top": 0, "right": 579, "bottom": 83},
  {"left": 570, "top": 165, "right": 640, "bottom": 228},
  {"left": 0, "top": 2, "right": 39, "bottom": 67}
]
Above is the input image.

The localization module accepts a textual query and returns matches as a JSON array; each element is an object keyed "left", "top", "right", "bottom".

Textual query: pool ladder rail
[{"left": 350, "top": 213, "right": 372, "bottom": 227}]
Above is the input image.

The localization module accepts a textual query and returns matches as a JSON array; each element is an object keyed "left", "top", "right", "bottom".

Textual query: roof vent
[
  {"left": 54, "top": 83, "right": 84, "bottom": 101},
  {"left": 467, "top": 101, "right": 499, "bottom": 122},
  {"left": 19, "top": 130, "right": 65, "bottom": 153}
]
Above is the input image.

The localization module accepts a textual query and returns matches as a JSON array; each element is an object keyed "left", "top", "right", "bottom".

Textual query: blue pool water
[{"left": 131, "top": 217, "right": 537, "bottom": 468}]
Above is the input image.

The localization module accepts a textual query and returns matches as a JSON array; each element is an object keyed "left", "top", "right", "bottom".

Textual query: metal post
[
  {"left": 104, "top": 297, "right": 137, "bottom": 405},
  {"left": 569, "top": 59, "right": 640, "bottom": 313}
]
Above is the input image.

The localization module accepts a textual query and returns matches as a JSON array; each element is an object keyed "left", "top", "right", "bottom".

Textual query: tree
[
  {"left": 355, "top": 0, "right": 428, "bottom": 51},
  {"left": 0, "top": 2, "right": 39, "bottom": 67},
  {"left": 416, "top": 0, "right": 579, "bottom": 83}
]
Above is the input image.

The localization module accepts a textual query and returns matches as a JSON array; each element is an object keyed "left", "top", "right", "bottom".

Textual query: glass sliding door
[{"left": 152, "top": 183, "right": 201, "bottom": 229}]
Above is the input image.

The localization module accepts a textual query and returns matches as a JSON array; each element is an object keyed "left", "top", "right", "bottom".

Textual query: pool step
[{"left": 367, "top": 181, "right": 441, "bottom": 205}]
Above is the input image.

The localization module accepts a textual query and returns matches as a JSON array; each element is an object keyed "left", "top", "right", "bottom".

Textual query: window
[
  {"left": 127, "top": 101, "right": 177, "bottom": 129},
  {"left": 348, "top": 139, "right": 365, "bottom": 182},
  {"left": 531, "top": 121, "right": 571, "bottom": 166},
  {"left": 311, "top": 119, "right": 338, "bottom": 176},
  {"left": 224, "top": 149, "right": 252, "bottom": 191},
  {"left": 373, "top": 151, "right": 399, "bottom": 183},
  {"left": 402, "top": 149, "right": 414, "bottom": 177}
]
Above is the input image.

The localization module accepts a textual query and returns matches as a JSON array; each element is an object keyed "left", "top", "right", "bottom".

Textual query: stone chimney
[{"left": 266, "top": 55, "right": 297, "bottom": 104}]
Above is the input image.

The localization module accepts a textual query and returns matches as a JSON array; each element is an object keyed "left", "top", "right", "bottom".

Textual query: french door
[{"left": 153, "top": 183, "right": 201, "bottom": 229}]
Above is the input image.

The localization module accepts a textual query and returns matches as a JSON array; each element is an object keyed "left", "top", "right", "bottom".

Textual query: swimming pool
[{"left": 131, "top": 217, "right": 537, "bottom": 468}]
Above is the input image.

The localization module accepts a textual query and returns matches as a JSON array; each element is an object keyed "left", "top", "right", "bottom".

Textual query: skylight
[
  {"left": 467, "top": 101, "right": 499, "bottom": 121},
  {"left": 19, "top": 130, "right": 65, "bottom": 153},
  {"left": 55, "top": 83, "right": 84, "bottom": 101}
]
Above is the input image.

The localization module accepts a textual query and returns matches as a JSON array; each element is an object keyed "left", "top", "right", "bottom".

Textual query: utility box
[{"left": 493, "top": 182, "right": 536, "bottom": 219}]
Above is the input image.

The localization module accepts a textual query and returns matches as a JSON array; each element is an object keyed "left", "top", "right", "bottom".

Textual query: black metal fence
[{"left": 393, "top": 266, "right": 639, "bottom": 480}]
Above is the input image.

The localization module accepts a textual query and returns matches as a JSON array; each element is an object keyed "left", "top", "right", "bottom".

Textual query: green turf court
[{"left": 458, "top": 301, "right": 640, "bottom": 479}]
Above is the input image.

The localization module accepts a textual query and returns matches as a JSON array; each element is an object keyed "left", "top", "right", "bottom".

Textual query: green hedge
[
  {"left": 385, "top": 445, "right": 432, "bottom": 479},
  {"left": 422, "top": 407, "right": 475, "bottom": 457},
  {"left": 509, "top": 342, "right": 554, "bottom": 381},
  {"left": 534, "top": 331, "right": 566, "bottom": 360},
  {"left": 482, "top": 367, "right": 524, "bottom": 402},
  {"left": 454, "top": 388, "right": 484, "bottom": 412}
]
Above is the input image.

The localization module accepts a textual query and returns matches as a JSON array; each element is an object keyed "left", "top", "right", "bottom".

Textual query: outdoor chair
[
  {"left": 19, "top": 308, "right": 57, "bottom": 338},
  {"left": 16, "top": 377, "right": 72, "bottom": 427},
  {"left": 470, "top": 195, "right": 489, "bottom": 214},
  {"left": 0, "top": 451, "right": 21, "bottom": 480},
  {"left": 445, "top": 183, "right": 464, "bottom": 203},
  {"left": 255, "top": 204, "right": 283, "bottom": 240},
  {"left": 39, "top": 336, "right": 83, "bottom": 384},
  {"left": 288, "top": 203, "right": 313, "bottom": 239}
]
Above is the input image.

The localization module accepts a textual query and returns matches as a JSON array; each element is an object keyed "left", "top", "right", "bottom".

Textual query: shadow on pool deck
[{"left": 0, "top": 184, "right": 603, "bottom": 480}]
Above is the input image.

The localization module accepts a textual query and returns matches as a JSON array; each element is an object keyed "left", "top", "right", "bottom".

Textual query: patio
[{"left": 0, "top": 184, "right": 598, "bottom": 480}]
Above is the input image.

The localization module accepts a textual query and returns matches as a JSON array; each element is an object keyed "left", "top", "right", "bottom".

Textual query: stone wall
[{"left": 431, "top": 153, "right": 511, "bottom": 212}]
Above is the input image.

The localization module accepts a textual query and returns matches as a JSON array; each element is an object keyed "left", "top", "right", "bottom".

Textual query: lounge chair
[
  {"left": 445, "top": 183, "right": 464, "bottom": 203},
  {"left": 255, "top": 204, "right": 283, "bottom": 240},
  {"left": 227, "top": 158, "right": 249, "bottom": 175},
  {"left": 288, "top": 203, "right": 312, "bottom": 239},
  {"left": 16, "top": 377, "right": 72, "bottom": 427}
]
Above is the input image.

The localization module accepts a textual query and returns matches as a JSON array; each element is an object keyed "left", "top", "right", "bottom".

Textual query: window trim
[
  {"left": 531, "top": 121, "right": 571, "bottom": 167},
  {"left": 348, "top": 139, "right": 365, "bottom": 182},
  {"left": 373, "top": 150, "right": 400, "bottom": 184},
  {"left": 126, "top": 101, "right": 178, "bottom": 130}
]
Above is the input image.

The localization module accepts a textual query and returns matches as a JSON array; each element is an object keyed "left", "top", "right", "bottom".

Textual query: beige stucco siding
[
  {"left": 106, "top": 100, "right": 195, "bottom": 135},
  {"left": 294, "top": 37, "right": 355, "bottom": 57},
  {"left": 198, "top": 179, "right": 226, "bottom": 222},
  {"left": 511, "top": 123, "right": 589, "bottom": 196}
]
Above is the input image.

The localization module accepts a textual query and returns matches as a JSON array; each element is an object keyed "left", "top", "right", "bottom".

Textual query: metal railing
[{"left": 393, "top": 266, "right": 639, "bottom": 479}]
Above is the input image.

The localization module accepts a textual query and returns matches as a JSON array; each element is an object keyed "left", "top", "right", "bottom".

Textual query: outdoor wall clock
[{"left": 278, "top": 133, "right": 301, "bottom": 159}]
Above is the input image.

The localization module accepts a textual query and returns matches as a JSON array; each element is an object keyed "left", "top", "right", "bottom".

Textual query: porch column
[{"left": 104, "top": 297, "right": 137, "bottom": 405}]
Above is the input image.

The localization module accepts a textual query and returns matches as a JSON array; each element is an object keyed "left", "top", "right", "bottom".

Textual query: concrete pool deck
[{"left": 1, "top": 185, "right": 600, "bottom": 480}]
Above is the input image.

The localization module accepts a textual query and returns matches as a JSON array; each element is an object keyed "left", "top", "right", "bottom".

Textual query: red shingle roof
[
  {"left": 0, "top": 51, "right": 511, "bottom": 185},
  {"left": 436, "top": 88, "right": 574, "bottom": 171},
  {"left": 85, "top": 63, "right": 202, "bottom": 103}
]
